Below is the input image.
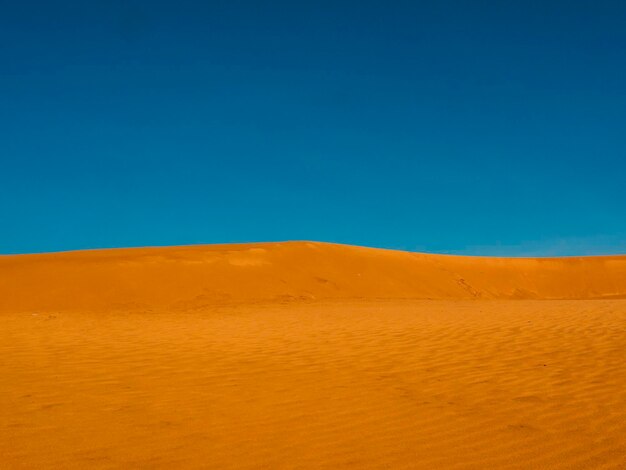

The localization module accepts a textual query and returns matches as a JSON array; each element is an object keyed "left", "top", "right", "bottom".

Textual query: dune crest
[
  {"left": 2, "top": 242, "right": 626, "bottom": 469},
  {"left": 1, "top": 241, "right": 625, "bottom": 313}
]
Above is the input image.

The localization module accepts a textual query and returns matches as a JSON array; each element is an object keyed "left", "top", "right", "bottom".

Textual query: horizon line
[{"left": 2, "top": 240, "right": 625, "bottom": 260}]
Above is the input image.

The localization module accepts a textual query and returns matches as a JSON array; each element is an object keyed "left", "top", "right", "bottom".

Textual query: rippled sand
[{"left": 2, "top": 300, "right": 625, "bottom": 469}]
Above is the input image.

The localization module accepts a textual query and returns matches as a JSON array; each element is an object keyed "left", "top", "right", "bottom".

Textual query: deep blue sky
[{"left": 2, "top": 1, "right": 625, "bottom": 255}]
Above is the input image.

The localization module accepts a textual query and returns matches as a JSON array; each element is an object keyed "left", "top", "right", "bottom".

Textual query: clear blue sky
[{"left": 1, "top": 1, "right": 625, "bottom": 255}]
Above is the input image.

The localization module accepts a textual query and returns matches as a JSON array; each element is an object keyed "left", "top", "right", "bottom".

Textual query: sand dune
[
  {"left": 1, "top": 242, "right": 626, "bottom": 469},
  {"left": 1, "top": 241, "right": 625, "bottom": 313}
]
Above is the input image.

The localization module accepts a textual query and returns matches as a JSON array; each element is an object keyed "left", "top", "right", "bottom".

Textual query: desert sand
[{"left": 1, "top": 241, "right": 626, "bottom": 469}]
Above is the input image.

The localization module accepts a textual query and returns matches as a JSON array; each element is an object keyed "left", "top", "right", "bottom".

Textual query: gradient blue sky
[{"left": 2, "top": 1, "right": 625, "bottom": 255}]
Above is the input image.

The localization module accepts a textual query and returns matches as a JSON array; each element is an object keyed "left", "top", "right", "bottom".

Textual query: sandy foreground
[{"left": 2, "top": 243, "right": 626, "bottom": 469}]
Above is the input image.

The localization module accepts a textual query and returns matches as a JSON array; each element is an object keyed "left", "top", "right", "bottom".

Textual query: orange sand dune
[
  {"left": 1, "top": 241, "right": 626, "bottom": 313},
  {"left": 2, "top": 242, "right": 626, "bottom": 469}
]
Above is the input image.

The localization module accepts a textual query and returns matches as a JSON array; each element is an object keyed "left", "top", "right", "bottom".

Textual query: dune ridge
[
  {"left": 2, "top": 241, "right": 626, "bottom": 469},
  {"left": 1, "top": 241, "right": 625, "bottom": 313}
]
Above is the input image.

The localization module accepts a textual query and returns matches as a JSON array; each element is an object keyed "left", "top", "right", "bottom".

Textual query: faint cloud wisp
[{"left": 450, "top": 234, "right": 626, "bottom": 257}]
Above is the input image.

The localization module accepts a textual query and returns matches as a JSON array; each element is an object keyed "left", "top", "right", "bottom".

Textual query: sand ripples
[{"left": 2, "top": 300, "right": 626, "bottom": 469}]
